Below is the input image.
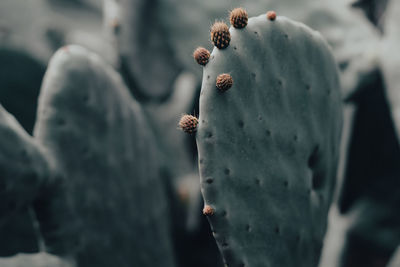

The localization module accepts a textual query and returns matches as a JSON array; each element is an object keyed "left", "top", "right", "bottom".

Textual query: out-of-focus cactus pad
[{"left": 33, "top": 45, "right": 176, "bottom": 267}]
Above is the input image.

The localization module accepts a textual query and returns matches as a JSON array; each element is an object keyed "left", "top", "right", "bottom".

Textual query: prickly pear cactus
[
  {"left": 195, "top": 12, "right": 342, "bottom": 267},
  {"left": 30, "top": 45, "right": 176, "bottom": 267}
]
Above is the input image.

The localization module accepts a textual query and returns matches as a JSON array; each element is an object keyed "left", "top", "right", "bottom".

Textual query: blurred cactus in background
[{"left": 0, "top": 0, "right": 399, "bottom": 267}]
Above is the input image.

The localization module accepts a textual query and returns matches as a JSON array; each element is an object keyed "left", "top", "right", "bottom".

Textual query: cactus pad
[
  {"left": 196, "top": 13, "right": 342, "bottom": 267},
  {"left": 33, "top": 45, "right": 176, "bottom": 267}
]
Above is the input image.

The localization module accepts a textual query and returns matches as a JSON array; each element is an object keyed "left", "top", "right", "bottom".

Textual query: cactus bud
[
  {"left": 210, "top": 22, "right": 231, "bottom": 49},
  {"left": 179, "top": 114, "right": 198, "bottom": 134},
  {"left": 203, "top": 205, "right": 215, "bottom": 216},
  {"left": 193, "top": 47, "right": 211, "bottom": 66},
  {"left": 267, "top": 11, "right": 277, "bottom": 21},
  {"left": 216, "top": 74, "right": 233, "bottom": 92},
  {"left": 230, "top": 8, "right": 248, "bottom": 29},
  {"left": 111, "top": 18, "right": 121, "bottom": 34}
]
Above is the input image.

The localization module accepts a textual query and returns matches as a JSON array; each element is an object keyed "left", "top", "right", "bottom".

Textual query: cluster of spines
[
  {"left": 178, "top": 114, "right": 198, "bottom": 134},
  {"left": 216, "top": 74, "right": 233, "bottom": 92},
  {"left": 203, "top": 205, "right": 215, "bottom": 216},
  {"left": 193, "top": 47, "right": 210, "bottom": 66},
  {"left": 210, "top": 22, "right": 231, "bottom": 49},
  {"left": 230, "top": 8, "right": 248, "bottom": 29},
  {"left": 266, "top": 11, "right": 277, "bottom": 21}
]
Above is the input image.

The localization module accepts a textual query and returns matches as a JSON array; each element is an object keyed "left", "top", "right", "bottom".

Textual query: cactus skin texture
[
  {"left": 196, "top": 13, "right": 342, "bottom": 267},
  {"left": 30, "top": 45, "right": 175, "bottom": 267}
]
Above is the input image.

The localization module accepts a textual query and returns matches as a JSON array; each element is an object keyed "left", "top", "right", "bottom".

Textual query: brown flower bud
[
  {"left": 230, "top": 8, "right": 248, "bottom": 29},
  {"left": 216, "top": 74, "right": 233, "bottom": 92},
  {"left": 193, "top": 47, "right": 211, "bottom": 66},
  {"left": 210, "top": 22, "right": 231, "bottom": 49}
]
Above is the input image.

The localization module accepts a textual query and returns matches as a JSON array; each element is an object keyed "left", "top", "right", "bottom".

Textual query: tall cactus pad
[
  {"left": 34, "top": 45, "right": 175, "bottom": 267},
  {"left": 196, "top": 14, "right": 342, "bottom": 267}
]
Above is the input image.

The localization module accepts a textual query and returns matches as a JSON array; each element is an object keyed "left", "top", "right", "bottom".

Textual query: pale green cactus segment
[{"left": 196, "top": 14, "right": 342, "bottom": 267}]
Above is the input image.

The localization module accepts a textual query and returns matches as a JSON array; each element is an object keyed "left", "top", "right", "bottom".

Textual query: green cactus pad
[
  {"left": 196, "top": 14, "right": 342, "bottom": 267},
  {"left": 33, "top": 45, "right": 176, "bottom": 267}
]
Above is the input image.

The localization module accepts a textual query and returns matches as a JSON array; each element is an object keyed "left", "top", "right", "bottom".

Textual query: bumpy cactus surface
[{"left": 195, "top": 12, "right": 342, "bottom": 267}]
